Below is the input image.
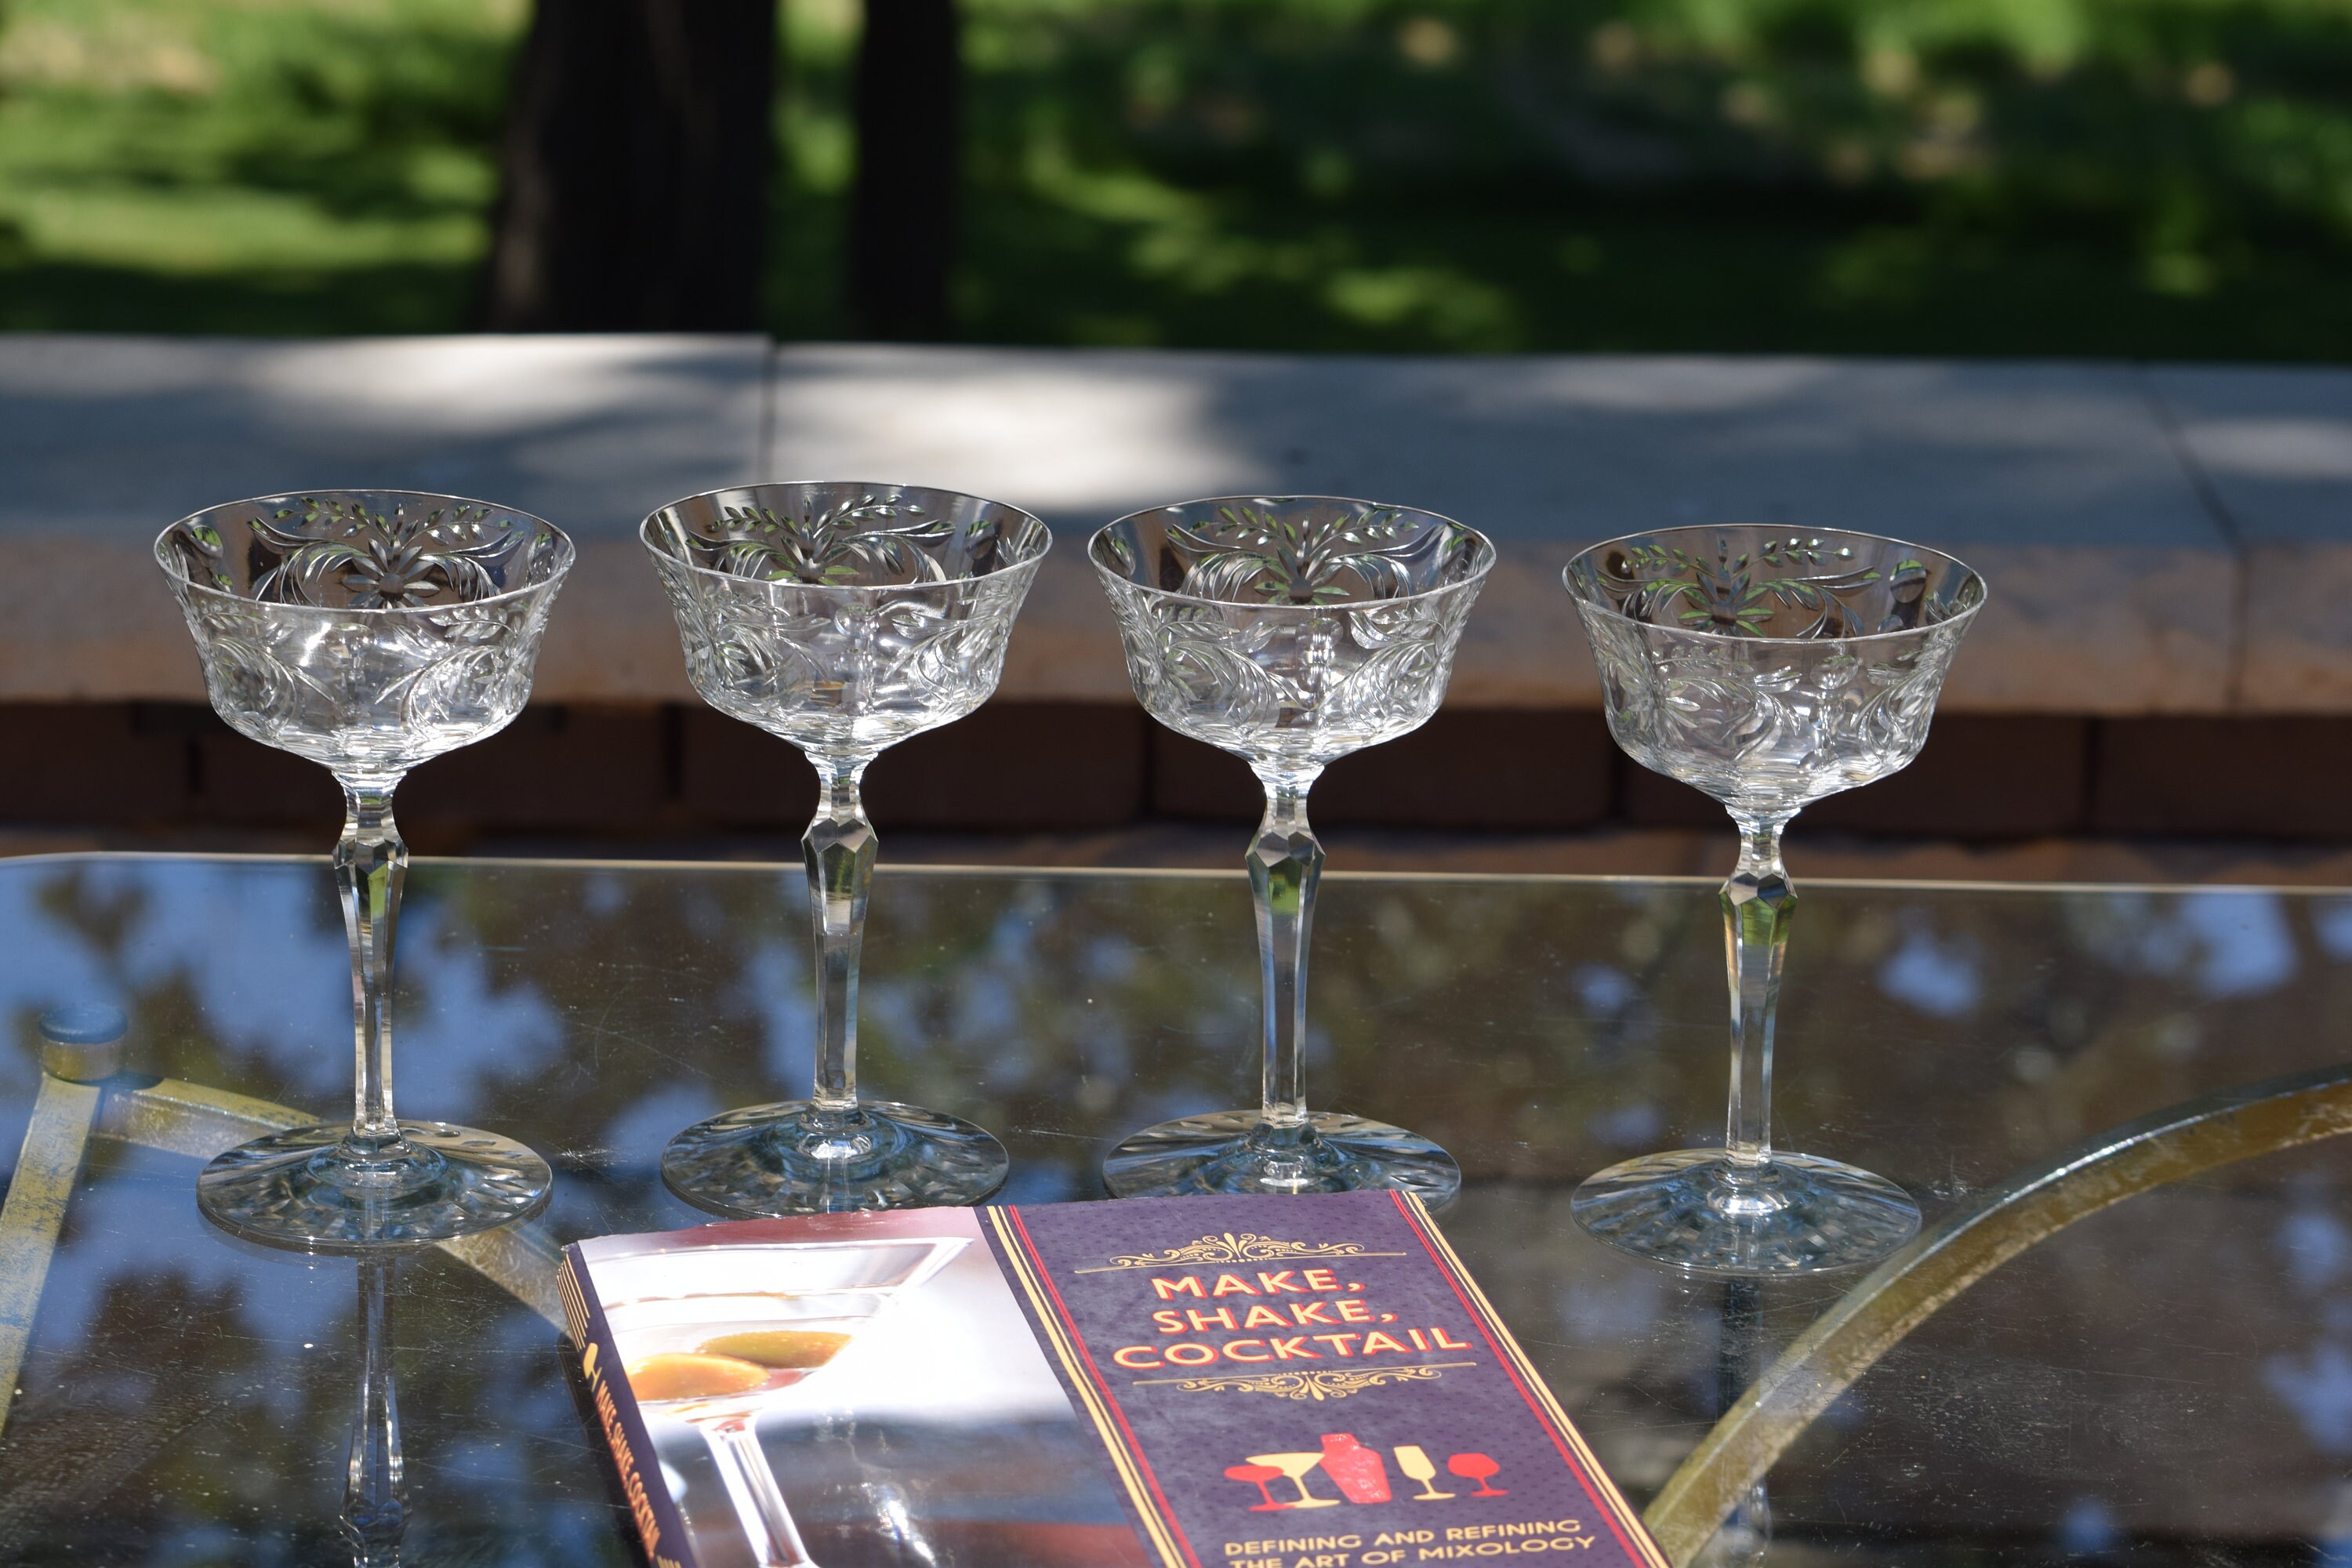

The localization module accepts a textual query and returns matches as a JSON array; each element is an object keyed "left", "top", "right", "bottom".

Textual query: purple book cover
[
  {"left": 562, "top": 1195, "right": 1664, "bottom": 1568},
  {"left": 985, "top": 1192, "right": 1664, "bottom": 1568}
]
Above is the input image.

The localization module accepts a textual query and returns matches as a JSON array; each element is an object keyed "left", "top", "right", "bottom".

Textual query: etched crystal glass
[
  {"left": 644, "top": 482, "right": 1050, "bottom": 1214},
  {"left": 1091, "top": 495, "right": 1494, "bottom": 1203},
  {"left": 1563, "top": 527, "right": 1985, "bottom": 1273},
  {"left": 155, "top": 490, "right": 573, "bottom": 1250}
]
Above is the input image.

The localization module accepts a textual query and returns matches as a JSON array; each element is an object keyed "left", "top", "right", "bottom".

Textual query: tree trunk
[
  {"left": 481, "top": 0, "right": 776, "bottom": 332},
  {"left": 850, "top": 0, "right": 960, "bottom": 339}
]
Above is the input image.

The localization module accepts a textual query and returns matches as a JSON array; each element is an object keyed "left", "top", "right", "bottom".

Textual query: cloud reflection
[{"left": 1878, "top": 918, "right": 1980, "bottom": 1019}]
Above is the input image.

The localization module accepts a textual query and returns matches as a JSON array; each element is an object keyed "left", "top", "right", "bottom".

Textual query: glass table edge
[{"left": 0, "top": 847, "right": 2345, "bottom": 898}]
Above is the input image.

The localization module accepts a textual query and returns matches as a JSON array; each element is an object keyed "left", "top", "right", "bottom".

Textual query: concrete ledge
[
  {"left": 5, "top": 336, "right": 2349, "bottom": 716},
  {"left": 0, "top": 333, "right": 765, "bottom": 705},
  {"left": 2148, "top": 365, "right": 2352, "bottom": 710}
]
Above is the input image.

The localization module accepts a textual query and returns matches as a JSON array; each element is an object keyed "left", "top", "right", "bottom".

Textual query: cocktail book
[{"left": 559, "top": 1191, "right": 1667, "bottom": 1568}]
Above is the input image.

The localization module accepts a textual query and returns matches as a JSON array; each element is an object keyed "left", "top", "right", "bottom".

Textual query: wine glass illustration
[
  {"left": 1447, "top": 1453, "right": 1507, "bottom": 1497},
  {"left": 1092, "top": 496, "right": 1494, "bottom": 1202},
  {"left": 1246, "top": 1451, "right": 1345, "bottom": 1508},
  {"left": 1563, "top": 528, "right": 1984, "bottom": 1273},
  {"left": 643, "top": 482, "right": 1051, "bottom": 1214},
  {"left": 156, "top": 491, "right": 572, "bottom": 1249},
  {"left": 1226, "top": 1463, "right": 1292, "bottom": 1511},
  {"left": 597, "top": 1236, "right": 966, "bottom": 1568},
  {"left": 1393, "top": 1446, "right": 1454, "bottom": 1501}
]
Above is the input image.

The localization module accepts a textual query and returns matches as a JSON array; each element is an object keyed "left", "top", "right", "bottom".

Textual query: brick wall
[{"left": 6, "top": 702, "right": 2341, "bottom": 848}]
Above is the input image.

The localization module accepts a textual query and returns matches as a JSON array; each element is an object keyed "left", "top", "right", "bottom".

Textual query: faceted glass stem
[
  {"left": 195, "top": 757, "right": 549, "bottom": 1249},
  {"left": 1570, "top": 805, "right": 1918, "bottom": 1272},
  {"left": 657, "top": 747, "right": 1006, "bottom": 1214},
  {"left": 339, "top": 779, "right": 408, "bottom": 1156},
  {"left": 698, "top": 1415, "right": 814, "bottom": 1568},
  {"left": 1250, "top": 771, "right": 1324, "bottom": 1138},
  {"left": 343, "top": 1257, "right": 406, "bottom": 1568},
  {"left": 1722, "top": 813, "right": 1795, "bottom": 1171},
  {"left": 1101, "top": 758, "right": 1456, "bottom": 1202},
  {"left": 805, "top": 756, "right": 877, "bottom": 1116}
]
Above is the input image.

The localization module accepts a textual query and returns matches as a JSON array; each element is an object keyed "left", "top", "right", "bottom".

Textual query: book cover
[{"left": 561, "top": 1192, "right": 1667, "bottom": 1568}]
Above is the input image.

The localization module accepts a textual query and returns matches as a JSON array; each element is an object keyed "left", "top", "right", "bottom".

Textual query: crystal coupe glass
[
  {"left": 644, "top": 482, "right": 1050, "bottom": 1214},
  {"left": 155, "top": 491, "right": 573, "bottom": 1250},
  {"left": 1563, "top": 528, "right": 1985, "bottom": 1272},
  {"left": 1092, "top": 495, "right": 1494, "bottom": 1203}
]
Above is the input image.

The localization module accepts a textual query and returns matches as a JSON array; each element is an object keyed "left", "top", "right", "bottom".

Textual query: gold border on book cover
[
  {"left": 1131, "top": 1363, "right": 1472, "bottom": 1400},
  {"left": 1077, "top": 1232, "right": 1406, "bottom": 1272}
]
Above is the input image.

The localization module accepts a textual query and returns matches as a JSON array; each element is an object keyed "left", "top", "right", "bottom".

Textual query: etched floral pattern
[
  {"left": 1566, "top": 527, "right": 1984, "bottom": 815},
  {"left": 1154, "top": 503, "right": 1431, "bottom": 604},
  {"left": 659, "top": 491, "right": 963, "bottom": 586},
  {"left": 1094, "top": 499, "right": 1492, "bottom": 774},
  {"left": 643, "top": 485, "right": 1051, "bottom": 758},
  {"left": 155, "top": 493, "right": 572, "bottom": 778},
  {"left": 1602, "top": 535, "right": 1894, "bottom": 637},
  {"left": 172, "top": 495, "right": 555, "bottom": 609}
]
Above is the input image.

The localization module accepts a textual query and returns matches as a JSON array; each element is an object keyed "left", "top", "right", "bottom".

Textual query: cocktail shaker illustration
[{"left": 1318, "top": 1433, "right": 1392, "bottom": 1504}]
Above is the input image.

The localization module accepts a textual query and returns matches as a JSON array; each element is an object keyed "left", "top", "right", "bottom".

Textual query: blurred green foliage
[
  {"left": 5, "top": 0, "right": 2352, "bottom": 355},
  {"left": 0, "top": 0, "right": 521, "bottom": 333}
]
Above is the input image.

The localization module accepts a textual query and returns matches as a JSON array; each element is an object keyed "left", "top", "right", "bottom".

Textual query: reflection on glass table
[
  {"left": 0, "top": 855, "right": 2350, "bottom": 1566},
  {"left": 345, "top": 1256, "right": 407, "bottom": 1568}
]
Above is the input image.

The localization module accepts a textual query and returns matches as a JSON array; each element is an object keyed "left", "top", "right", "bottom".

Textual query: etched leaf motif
[
  {"left": 685, "top": 494, "right": 957, "bottom": 585},
  {"left": 1567, "top": 527, "right": 1983, "bottom": 815},
  {"left": 158, "top": 500, "right": 568, "bottom": 777},
  {"left": 1171, "top": 504, "right": 1425, "bottom": 604},
  {"left": 243, "top": 496, "right": 522, "bottom": 608},
  {"left": 1596, "top": 535, "right": 1930, "bottom": 638},
  {"left": 648, "top": 533, "right": 1043, "bottom": 757},
  {"left": 1102, "top": 571, "right": 1480, "bottom": 770}
]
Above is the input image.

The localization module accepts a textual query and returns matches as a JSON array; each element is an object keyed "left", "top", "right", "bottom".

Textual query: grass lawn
[{"left": 5, "top": 0, "right": 2352, "bottom": 358}]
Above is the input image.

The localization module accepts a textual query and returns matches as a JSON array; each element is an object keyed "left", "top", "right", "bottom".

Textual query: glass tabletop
[{"left": 0, "top": 851, "right": 2344, "bottom": 1566}]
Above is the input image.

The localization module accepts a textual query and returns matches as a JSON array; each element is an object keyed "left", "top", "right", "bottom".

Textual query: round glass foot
[
  {"left": 196, "top": 1121, "right": 553, "bottom": 1254},
  {"left": 1102, "top": 1109, "right": 1460, "bottom": 1207},
  {"left": 1570, "top": 1148, "right": 1919, "bottom": 1274},
  {"left": 661, "top": 1100, "right": 1009, "bottom": 1216}
]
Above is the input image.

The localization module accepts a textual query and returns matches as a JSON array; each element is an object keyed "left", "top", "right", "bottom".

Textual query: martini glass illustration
[
  {"left": 1247, "top": 1452, "right": 1344, "bottom": 1508},
  {"left": 1563, "top": 528, "right": 1984, "bottom": 1273},
  {"left": 1394, "top": 1446, "right": 1454, "bottom": 1501},
  {"left": 1448, "top": 1453, "right": 1507, "bottom": 1497},
  {"left": 1226, "top": 1464, "right": 1291, "bottom": 1511},
  {"left": 597, "top": 1237, "right": 965, "bottom": 1568}
]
